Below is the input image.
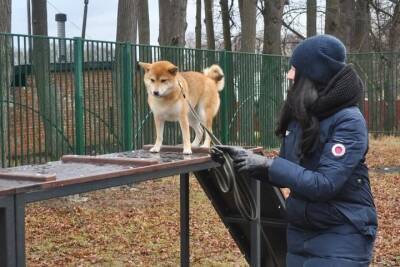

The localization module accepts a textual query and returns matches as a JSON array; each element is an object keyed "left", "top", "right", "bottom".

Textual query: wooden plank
[
  {"left": 143, "top": 145, "right": 263, "bottom": 154},
  {"left": 143, "top": 145, "right": 210, "bottom": 154},
  {"left": 0, "top": 172, "right": 56, "bottom": 182},
  {"left": 61, "top": 155, "right": 159, "bottom": 166}
]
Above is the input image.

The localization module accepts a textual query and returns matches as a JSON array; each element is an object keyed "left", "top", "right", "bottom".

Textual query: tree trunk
[
  {"left": 325, "top": 0, "right": 339, "bottom": 35},
  {"left": 385, "top": 1, "right": 400, "bottom": 132},
  {"left": 351, "top": 0, "right": 371, "bottom": 52},
  {"left": 116, "top": 0, "right": 138, "bottom": 43},
  {"left": 388, "top": 1, "right": 400, "bottom": 52},
  {"left": 307, "top": 0, "right": 317, "bottom": 37},
  {"left": 237, "top": 0, "right": 257, "bottom": 145},
  {"left": 138, "top": 0, "right": 150, "bottom": 44},
  {"left": 114, "top": 0, "right": 138, "bottom": 149},
  {"left": 196, "top": 0, "right": 202, "bottom": 49},
  {"left": 0, "top": 0, "right": 11, "bottom": 166},
  {"left": 219, "top": 0, "right": 235, "bottom": 141},
  {"left": 336, "top": 0, "right": 355, "bottom": 49},
  {"left": 220, "top": 0, "right": 232, "bottom": 51},
  {"left": 261, "top": 0, "right": 285, "bottom": 147},
  {"left": 239, "top": 0, "right": 257, "bottom": 52},
  {"left": 204, "top": 0, "right": 215, "bottom": 50},
  {"left": 158, "top": 0, "right": 187, "bottom": 47},
  {"left": 263, "top": 0, "right": 285, "bottom": 54},
  {"left": 32, "top": 0, "right": 66, "bottom": 159}
]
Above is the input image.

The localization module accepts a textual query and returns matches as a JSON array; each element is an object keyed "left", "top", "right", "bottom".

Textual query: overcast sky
[{"left": 12, "top": 0, "right": 198, "bottom": 44}]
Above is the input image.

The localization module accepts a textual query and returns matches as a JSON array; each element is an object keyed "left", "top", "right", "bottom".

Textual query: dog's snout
[{"left": 153, "top": 91, "right": 160, "bottom": 96}]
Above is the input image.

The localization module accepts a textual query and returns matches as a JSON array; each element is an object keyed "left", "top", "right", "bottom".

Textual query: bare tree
[
  {"left": 116, "top": 0, "right": 138, "bottom": 43},
  {"left": 204, "top": 0, "right": 216, "bottom": 50},
  {"left": 307, "top": 0, "right": 317, "bottom": 37},
  {"left": 260, "top": 0, "right": 285, "bottom": 146},
  {"left": 0, "top": 0, "right": 11, "bottom": 166},
  {"left": 325, "top": 0, "right": 339, "bottom": 35},
  {"left": 337, "top": 0, "right": 355, "bottom": 48},
  {"left": 32, "top": 0, "right": 66, "bottom": 157},
  {"left": 138, "top": 0, "right": 150, "bottom": 44},
  {"left": 351, "top": 0, "right": 371, "bottom": 52},
  {"left": 196, "top": 0, "right": 202, "bottom": 49},
  {"left": 388, "top": 0, "right": 400, "bottom": 52},
  {"left": 220, "top": 0, "right": 232, "bottom": 51},
  {"left": 239, "top": 0, "right": 257, "bottom": 52},
  {"left": 263, "top": 0, "right": 285, "bottom": 54},
  {"left": 385, "top": 1, "right": 400, "bottom": 132},
  {"left": 158, "top": 0, "right": 187, "bottom": 47}
]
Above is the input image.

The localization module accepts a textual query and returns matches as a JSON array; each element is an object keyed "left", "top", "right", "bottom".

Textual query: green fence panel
[{"left": 0, "top": 32, "right": 399, "bottom": 167}]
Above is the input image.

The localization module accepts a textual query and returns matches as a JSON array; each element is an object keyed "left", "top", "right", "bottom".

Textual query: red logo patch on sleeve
[{"left": 331, "top": 143, "right": 346, "bottom": 157}]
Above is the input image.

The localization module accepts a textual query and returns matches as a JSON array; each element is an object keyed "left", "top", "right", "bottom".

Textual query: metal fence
[{"left": 0, "top": 33, "right": 399, "bottom": 167}]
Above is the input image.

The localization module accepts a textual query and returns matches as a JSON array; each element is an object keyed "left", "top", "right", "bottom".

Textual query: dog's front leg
[
  {"left": 179, "top": 115, "right": 192, "bottom": 155},
  {"left": 150, "top": 115, "right": 164, "bottom": 153}
]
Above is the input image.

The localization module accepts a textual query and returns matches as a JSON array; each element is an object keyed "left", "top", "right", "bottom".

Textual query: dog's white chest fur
[{"left": 150, "top": 100, "right": 183, "bottom": 122}]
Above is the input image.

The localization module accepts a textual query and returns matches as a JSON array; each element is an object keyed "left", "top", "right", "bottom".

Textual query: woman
[{"left": 211, "top": 35, "right": 377, "bottom": 266}]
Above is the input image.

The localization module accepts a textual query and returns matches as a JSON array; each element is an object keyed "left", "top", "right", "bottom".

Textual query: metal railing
[{"left": 0, "top": 33, "right": 399, "bottom": 167}]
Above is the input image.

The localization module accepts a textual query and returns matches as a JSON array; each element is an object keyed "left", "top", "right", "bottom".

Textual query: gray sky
[{"left": 12, "top": 0, "right": 198, "bottom": 44}]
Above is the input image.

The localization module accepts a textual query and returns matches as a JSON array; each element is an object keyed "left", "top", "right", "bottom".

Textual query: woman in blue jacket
[{"left": 211, "top": 35, "right": 377, "bottom": 266}]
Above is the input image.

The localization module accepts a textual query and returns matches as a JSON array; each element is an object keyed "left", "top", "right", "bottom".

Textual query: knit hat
[{"left": 290, "top": 34, "right": 346, "bottom": 84}]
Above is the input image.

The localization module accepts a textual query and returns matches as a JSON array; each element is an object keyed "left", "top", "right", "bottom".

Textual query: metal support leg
[
  {"left": 250, "top": 179, "right": 261, "bottom": 267},
  {"left": 0, "top": 196, "right": 16, "bottom": 267},
  {"left": 15, "top": 195, "right": 26, "bottom": 267},
  {"left": 180, "top": 173, "right": 190, "bottom": 267}
]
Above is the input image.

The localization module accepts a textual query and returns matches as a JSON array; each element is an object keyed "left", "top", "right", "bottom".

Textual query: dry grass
[{"left": 25, "top": 136, "right": 400, "bottom": 266}]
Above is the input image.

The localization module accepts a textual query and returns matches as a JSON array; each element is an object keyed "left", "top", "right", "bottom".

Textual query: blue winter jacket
[{"left": 269, "top": 106, "right": 377, "bottom": 266}]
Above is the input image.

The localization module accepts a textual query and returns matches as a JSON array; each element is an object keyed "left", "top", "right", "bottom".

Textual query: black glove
[{"left": 212, "top": 145, "right": 274, "bottom": 181}]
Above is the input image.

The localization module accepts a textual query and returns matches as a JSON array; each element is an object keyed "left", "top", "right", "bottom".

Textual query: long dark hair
[{"left": 275, "top": 72, "right": 320, "bottom": 160}]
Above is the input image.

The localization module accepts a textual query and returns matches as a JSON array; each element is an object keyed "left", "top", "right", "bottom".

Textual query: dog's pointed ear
[
  {"left": 168, "top": 65, "right": 178, "bottom": 76},
  {"left": 138, "top": 62, "right": 151, "bottom": 72}
]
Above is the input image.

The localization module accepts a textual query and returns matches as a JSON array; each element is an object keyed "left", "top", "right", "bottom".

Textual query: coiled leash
[{"left": 178, "top": 81, "right": 257, "bottom": 221}]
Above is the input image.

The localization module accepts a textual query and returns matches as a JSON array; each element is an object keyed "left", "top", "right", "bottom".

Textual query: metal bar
[
  {"left": 250, "top": 179, "right": 261, "bottom": 267},
  {"left": 0, "top": 196, "right": 16, "bottom": 267},
  {"left": 73, "top": 37, "right": 85, "bottom": 154},
  {"left": 180, "top": 173, "right": 190, "bottom": 267},
  {"left": 122, "top": 43, "right": 133, "bottom": 150},
  {"left": 220, "top": 51, "right": 229, "bottom": 144},
  {"left": 14, "top": 194, "right": 25, "bottom": 267}
]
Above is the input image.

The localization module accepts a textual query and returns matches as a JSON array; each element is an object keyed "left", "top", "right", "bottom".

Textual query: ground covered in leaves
[{"left": 26, "top": 136, "right": 400, "bottom": 266}]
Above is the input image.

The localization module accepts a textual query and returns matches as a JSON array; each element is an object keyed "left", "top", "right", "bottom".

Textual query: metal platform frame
[{"left": 0, "top": 159, "right": 218, "bottom": 267}]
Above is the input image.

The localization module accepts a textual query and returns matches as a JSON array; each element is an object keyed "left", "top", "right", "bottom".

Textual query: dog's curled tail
[{"left": 203, "top": 64, "right": 225, "bottom": 92}]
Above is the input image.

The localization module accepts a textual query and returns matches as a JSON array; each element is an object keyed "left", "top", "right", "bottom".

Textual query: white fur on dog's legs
[
  {"left": 179, "top": 116, "right": 192, "bottom": 154},
  {"left": 201, "top": 116, "right": 213, "bottom": 148},
  {"left": 191, "top": 124, "right": 204, "bottom": 147},
  {"left": 201, "top": 131, "right": 212, "bottom": 148},
  {"left": 150, "top": 116, "right": 164, "bottom": 153}
]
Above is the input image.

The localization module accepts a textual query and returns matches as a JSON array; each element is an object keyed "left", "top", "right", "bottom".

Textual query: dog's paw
[
  {"left": 200, "top": 143, "right": 211, "bottom": 148},
  {"left": 150, "top": 146, "right": 161, "bottom": 153},
  {"left": 183, "top": 148, "right": 192, "bottom": 155}
]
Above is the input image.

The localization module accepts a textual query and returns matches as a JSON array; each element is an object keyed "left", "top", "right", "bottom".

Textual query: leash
[{"left": 177, "top": 80, "right": 257, "bottom": 221}]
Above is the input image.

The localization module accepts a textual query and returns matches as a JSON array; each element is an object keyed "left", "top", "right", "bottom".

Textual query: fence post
[
  {"left": 122, "top": 43, "right": 133, "bottom": 151},
  {"left": 73, "top": 37, "right": 85, "bottom": 155},
  {"left": 220, "top": 51, "right": 229, "bottom": 144}
]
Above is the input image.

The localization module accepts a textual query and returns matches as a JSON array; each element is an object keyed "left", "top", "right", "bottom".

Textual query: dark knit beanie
[{"left": 290, "top": 34, "right": 346, "bottom": 84}]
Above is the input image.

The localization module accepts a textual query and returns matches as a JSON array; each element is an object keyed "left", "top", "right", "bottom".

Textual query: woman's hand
[{"left": 210, "top": 145, "right": 274, "bottom": 180}]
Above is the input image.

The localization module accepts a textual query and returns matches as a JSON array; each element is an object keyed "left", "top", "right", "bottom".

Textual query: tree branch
[{"left": 282, "top": 19, "right": 306, "bottom": 40}]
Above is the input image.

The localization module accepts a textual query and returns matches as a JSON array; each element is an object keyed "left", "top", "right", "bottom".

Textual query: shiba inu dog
[{"left": 138, "top": 61, "right": 224, "bottom": 154}]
